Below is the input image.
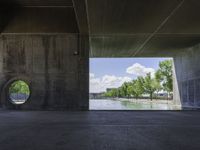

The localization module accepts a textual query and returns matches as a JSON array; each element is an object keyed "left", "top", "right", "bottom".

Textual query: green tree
[
  {"left": 119, "top": 82, "right": 129, "bottom": 98},
  {"left": 104, "top": 91, "right": 112, "bottom": 97},
  {"left": 104, "top": 88, "right": 119, "bottom": 98},
  {"left": 127, "top": 84, "right": 134, "bottom": 98},
  {"left": 126, "top": 77, "right": 145, "bottom": 100},
  {"left": 132, "top": 78, "right": 144, "bottom": 99},
  {"left": 125, "top": 82, "right": 133, "bottom": 98},
  {"left": 156, "top": 59, "right": 173, "bottom": 99},
  {"left": 154, "top": 77, "right": 162, "bottom": 98},
  {"left": 143, "top": 73, "right": 158, "bottom": 101},
  {"left": 9, "top": 80, "right": 30, "bottom": 95}
]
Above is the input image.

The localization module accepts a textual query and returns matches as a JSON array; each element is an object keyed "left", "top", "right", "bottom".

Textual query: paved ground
[{"left": 0, "top": 110, "right": 200, "bottom": 150}]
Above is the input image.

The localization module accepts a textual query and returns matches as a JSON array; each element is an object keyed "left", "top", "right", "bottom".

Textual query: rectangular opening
[{"left": 89, "top": 58, "right": 181, "bottom": 110}]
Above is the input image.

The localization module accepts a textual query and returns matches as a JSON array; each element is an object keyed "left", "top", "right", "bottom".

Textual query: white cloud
[
  {"left": 126, "top": 63, "right": 155, "bottom": 77},
  {"left": 90, "top": 73, "right": 95, "bottom": 78},
  {"left": 90, "top": 74, "right": 132, "bottom": 93},
  {"left": 90, "top": 63, "right": 155, "bottom": 93}
]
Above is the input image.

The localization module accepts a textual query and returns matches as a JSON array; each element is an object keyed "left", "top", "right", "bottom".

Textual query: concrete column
[
  {"left": 172, "top": 60, "right": 181, "bottom": 106},
  {"left": 173, "top": 44, "right": 200, "bottom": 109}
]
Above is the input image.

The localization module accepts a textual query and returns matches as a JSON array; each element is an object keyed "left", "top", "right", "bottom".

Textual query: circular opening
[{"left": 9, "top": 80, "right": 30, "bottom": 105}]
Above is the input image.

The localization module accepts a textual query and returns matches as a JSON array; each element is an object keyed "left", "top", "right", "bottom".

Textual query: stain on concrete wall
[{"left": 0, "top": 34, "right": 89, "bottom": 110}]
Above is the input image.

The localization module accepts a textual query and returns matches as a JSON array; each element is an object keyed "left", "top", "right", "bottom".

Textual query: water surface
[{"left": 89, "top": 99, "right": 181, "bottom": 110}]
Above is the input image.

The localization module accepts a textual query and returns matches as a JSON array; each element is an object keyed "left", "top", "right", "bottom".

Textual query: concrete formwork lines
[{"left": 132, "top": 0, "right": 185, "bottom": 57}]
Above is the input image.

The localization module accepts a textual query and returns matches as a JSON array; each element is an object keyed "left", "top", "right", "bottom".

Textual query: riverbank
[
  {"left": 115, "top": 98, "right": 181, "bottom": 109},
  {"left": 90, "top": 99, "right": 181, "bottom": 110},
  {"left": 114, "top": 98, "right": 173, "bottom": 104}
]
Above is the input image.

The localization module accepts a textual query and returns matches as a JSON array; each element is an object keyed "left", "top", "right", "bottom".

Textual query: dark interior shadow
[{"left": 0, "top": 1, "right": 22, "bottom": 32}]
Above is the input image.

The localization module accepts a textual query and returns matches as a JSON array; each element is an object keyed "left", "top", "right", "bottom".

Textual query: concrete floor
[{"left": 0, "top": 110, "right": 200, "bottom": 150}]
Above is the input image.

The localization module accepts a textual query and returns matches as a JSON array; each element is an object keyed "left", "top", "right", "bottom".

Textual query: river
[{"left": 89, "top": 99, "right": 181, "bottom": 110}]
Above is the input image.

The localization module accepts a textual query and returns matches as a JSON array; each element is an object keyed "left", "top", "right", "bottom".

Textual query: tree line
[
  {"left": 104, "top": 60, "right": 173, "bottom": 101},
  {"left": 9, "top": 80, "right": 30, "bottom": 95}
]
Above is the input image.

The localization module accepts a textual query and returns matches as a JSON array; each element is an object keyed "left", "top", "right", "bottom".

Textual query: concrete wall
[
  {"left": 174, "top": 44, "right": 200, "bottom": 109},
  {"left": 172, "top": 61, "right": 181, "bottom": 106},
  {"left": 1, "top": 7, "right": 78, "bottom": 33},
  {"left": 0, "top": 34, "right": 89, "bottom": 110}
]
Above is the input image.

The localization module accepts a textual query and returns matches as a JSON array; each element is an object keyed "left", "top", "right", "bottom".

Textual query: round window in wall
[{"left": 9, "top": 80, "right": 30, "bottom": 105}]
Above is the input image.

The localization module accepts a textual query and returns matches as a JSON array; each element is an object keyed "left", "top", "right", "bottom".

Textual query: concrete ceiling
[
  {"left": 0, "top": 0, "right": 73, "bottom": 6},
  {"left": 86, "top": 0, "right": 200, "bottom": 57},
  {"left": 2, "top": 8, "right": 79, "bottom": 33},
  {"left": 0, "top": 0, "right": 78, "bottom": 33},
  {"left": 0, "top": 0, "right": 200, "bottom": 57}
]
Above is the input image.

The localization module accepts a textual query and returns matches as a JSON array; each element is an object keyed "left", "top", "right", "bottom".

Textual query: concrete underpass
[{"left": 0, "top": 0, "right": 200, "bottom": 149}]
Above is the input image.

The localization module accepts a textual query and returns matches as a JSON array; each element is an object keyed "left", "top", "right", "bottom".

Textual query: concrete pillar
[
  {"left": 173, "top": 44, "right": 200, "bottom": 109},
  {"left": 172, "top": 60, "right": 181, "bottom": 106}
]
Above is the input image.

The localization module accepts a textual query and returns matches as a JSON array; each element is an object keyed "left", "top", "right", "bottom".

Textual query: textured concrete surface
[
  {"left": 0, "top": 34, "right": 89, "bottom": 110},
  {"left": 1, "top": 0, "right": 200, "bottom": 57},
  {"left": 0, "top": 0, "right": 200, "bottom": 111},
  {"left": 0, "top": 0, "right": 89, "bottom": 110},
  {"left": 87, "top": 0, "right": 200, "bottom": 57},
  {"left": 0, "top": 110, "right": 200, "bottom": 150},
  {"left": 174, "top": 44, "right": 200, "bottom": 109}
]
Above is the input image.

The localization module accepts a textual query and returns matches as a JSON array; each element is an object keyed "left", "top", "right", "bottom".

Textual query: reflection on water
[{"left": 89, "top": 99, "right": 181, "bottom": 110}]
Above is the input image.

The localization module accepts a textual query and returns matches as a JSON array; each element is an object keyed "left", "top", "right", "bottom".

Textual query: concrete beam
[{"left": 72, "top": 0, "right": 89, "bottom": 34}]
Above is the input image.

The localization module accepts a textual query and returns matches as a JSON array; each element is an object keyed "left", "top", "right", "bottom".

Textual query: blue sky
[{"left": 90, "top": 58, "right": 172, "bottom": 93}]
